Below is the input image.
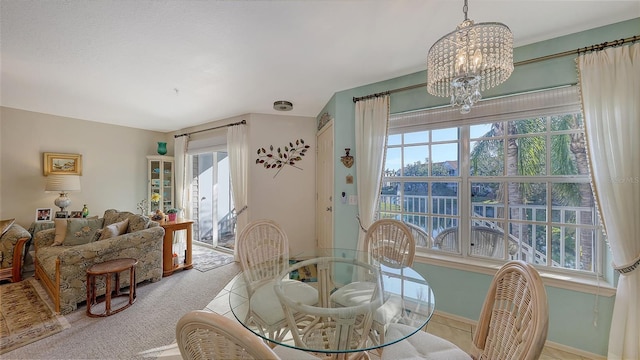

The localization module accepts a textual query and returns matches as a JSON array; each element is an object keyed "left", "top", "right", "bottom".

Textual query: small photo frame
[
  {"left": 43, "top": 152, "right": 82, "bottom": 175},
  {"left": 36, "top": 208, "right": 52, "bottom": 222},
  {"left": 70, "top": 211, "right": 83, "bottom": 218},
  {"left": 55, "top": 211, "right": 69, "bottom": 219}
]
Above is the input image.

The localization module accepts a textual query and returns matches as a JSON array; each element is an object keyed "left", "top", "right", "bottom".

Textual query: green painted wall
[{"left": 318, "top": 18, "right": 639, "bottom": 356}]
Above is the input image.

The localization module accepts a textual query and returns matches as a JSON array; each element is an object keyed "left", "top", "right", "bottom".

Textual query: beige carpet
[{"left": 0, "top": 278, "right": 70, "bottom": 354}]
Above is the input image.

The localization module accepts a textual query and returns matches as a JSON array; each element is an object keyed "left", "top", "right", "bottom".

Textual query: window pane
[
  {"left": 431, "top": 143, "right": 458, "bottom": 176},
  {"left": 470, "top": 123, "right": 497, "bottom": 139},
  {"left": 551, "top": 134, "right": 581, "bottom": 175},
  {"left": 388, "top": 134, "right": 402, "bottom": 146},
  {"left": 508, "top": 182, "right": 547, "bottom": 214},
  {"left": 552, "top": 225, "right": 577, "bottom": 269},
  {"left": 515, "top": 136, "right": 546, "bottom": 175},
  {"left": 470, "top": 139, "right": 503, "bottom": 176},
  {"left": 471, "top": 182, "right": 502, "bottom": 219},
  {"left": 403, "top": 145, "right": 429, "bottom": 176},
  {"left": 404, "top": 182, "right": 428, "bottom": 213},
  {"left": 404, "top": 131, "right": 428, "bottom": 144},
  {"left": 385, "top": 147, "right": 401, "bottom": 175},
  {"left": 550, "top": 113, "right": 583, "bottom": 131},
  {"left": 432, "top": 128, "right": 457, "bottom": 142},
  {"left": 509, "top": 118, "right": 546, "bottom": 134},
  {"left": 431, "top": 181, "right": 459, "bottom": 237},
  {"left": 402, "top": 216, "right": 430, "bottom": 247},
  {"left": 380, "top": 182, "right": 401, "bottom": 212}
]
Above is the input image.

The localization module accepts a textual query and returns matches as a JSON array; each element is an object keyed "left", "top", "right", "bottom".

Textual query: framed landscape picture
[{"left": 43, "top": 152, "right": 82, "bottom": 175}]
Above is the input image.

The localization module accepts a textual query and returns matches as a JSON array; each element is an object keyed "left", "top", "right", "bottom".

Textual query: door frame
[{"left": 316, "top": 119, "right": 334, "bottom": 250}]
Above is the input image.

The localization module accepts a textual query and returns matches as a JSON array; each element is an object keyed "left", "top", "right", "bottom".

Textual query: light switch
[{"left": 348, "top": 195, "right": 358, "bottom": 205}]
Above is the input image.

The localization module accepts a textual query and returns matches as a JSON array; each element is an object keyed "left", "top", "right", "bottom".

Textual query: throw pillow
[
  {"left": 53, "top": 218, "right": 68, "bottom": 246},
  {"left": 103, "top": 209, "right": 150, "bottom": 233},
  {"left": 0, "top": 218, "right": 15, "bottom": 237},
  {"left": 98, "top": 218, "right": 129, "bottom": 241},
  {"left": 63, "top": 218, "right": 104, "bottom": 246}
]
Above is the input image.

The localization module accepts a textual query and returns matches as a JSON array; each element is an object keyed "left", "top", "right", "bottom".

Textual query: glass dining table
[{"left": 228, "top": 248, "right": 435, "bottom": 359}]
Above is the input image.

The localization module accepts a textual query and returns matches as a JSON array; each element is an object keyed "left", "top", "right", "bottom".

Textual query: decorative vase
[
  {"left": 157, "top": 142, "right": 167, "bottom": 155},
  {"left": 168, "top": 213, "right": 177, "bottom": 222}
]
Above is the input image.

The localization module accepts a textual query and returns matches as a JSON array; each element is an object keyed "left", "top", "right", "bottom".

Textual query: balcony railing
[{"left": 380, "top": 194, "right": 596, "bottom": 269}]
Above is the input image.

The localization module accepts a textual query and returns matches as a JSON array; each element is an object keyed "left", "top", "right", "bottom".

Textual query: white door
[{"left": 316, "top": 120, "right": 334, "bottom": 250}]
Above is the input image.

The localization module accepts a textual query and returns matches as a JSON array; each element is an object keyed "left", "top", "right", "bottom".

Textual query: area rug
[
  {"left": 192, "top": 248, "right": 234, "bottom": 272},
  {"left": 0, "top": 278, "right": 70, "bottom": 354}
]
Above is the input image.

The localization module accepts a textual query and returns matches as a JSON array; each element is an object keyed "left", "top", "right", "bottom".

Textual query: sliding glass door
[{"left": 191, "top": 151, "right": 235, "bottom": 251}]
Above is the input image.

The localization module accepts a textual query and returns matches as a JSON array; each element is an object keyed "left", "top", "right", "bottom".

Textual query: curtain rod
[
  {"left": 352, "top": 34, "right": 639, "bottom": 103},
  {"left": 174, "top": 119, "right": 246, "bottom": 138}
]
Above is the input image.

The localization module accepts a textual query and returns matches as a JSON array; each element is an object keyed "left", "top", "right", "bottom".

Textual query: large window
[{"left": 379, "top": 87, "right": 602, "bottom": 275}]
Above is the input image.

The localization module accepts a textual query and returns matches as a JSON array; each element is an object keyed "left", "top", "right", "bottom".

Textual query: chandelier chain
[{"left": 463, "top": 0, "right": 468, "bottom": 21}]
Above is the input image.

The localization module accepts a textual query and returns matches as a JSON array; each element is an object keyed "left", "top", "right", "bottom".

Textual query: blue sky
[{"left": 385, "top": 124, "right": 493, "bottom": 173}]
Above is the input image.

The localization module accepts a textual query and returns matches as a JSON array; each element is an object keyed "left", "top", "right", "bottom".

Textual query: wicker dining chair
[
  {"left": 236, "top": 219, "right": 318, "bottom": 342},
  {"left": 381, "top": 260, "right": 549, "bottom": 360},
  {"left": 176, "top": 310, "right": 318, "bottom": 360},
  {"left": 365, "top": 219, "right": 416, "bottom": 268},
  {"left": 330, "top": 219, "right": 416, "bottom": 349}
]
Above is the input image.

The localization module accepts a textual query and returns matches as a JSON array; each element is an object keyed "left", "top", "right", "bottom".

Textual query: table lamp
[{"left": 45, "top": 174, "right": 81, "bottom": 212}]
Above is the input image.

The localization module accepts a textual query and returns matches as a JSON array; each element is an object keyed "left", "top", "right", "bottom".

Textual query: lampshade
[
  {"left": 45, "top": 175, "right": 81, "bottom": 192},
  {"left": 45, "top": 175, "right": 81, "bottom": 212},
  {"left": 427, "top": 0, "right": 513, "bottom": 114}
]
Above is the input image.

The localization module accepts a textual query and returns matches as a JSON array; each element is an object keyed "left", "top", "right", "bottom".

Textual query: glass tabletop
[{"left": 228, "top": 248, "right": 435, "bottom": 356}]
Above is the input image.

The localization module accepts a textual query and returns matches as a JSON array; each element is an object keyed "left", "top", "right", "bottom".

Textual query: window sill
[{"left": 414, "top": 252, "right": 616, "bottom": 297}]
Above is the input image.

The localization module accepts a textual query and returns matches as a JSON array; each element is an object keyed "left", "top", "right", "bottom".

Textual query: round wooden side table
[{"left": 86, "top": 258, "right": 138, "bottom": 317}]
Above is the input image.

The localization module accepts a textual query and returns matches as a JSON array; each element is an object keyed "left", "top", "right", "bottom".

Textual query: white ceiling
[{"left": 1, "top": 1, "right": 638, "bottom": 132}]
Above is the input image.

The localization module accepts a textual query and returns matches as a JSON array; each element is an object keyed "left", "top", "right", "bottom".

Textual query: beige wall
[
  {"left": 171, "top": 113, "right": 317, "bottom": 254},
  {"left": 1, "top": 107, "right": 317, "bottom": 253},
  {"left": 0, "top": 107, "right": 166, "bottom": 228},
  {"left": 246, "top": 113, "right": 316, "bottom": 255}
]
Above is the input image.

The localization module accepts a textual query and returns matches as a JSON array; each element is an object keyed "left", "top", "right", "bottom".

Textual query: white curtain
[
  {"left": 577, "top": 43, "right": 640, "bottom": 360},
  {"left": 174, "top": 136, "right": 191, "bottom": 219},
  {"left": 227, "top": 124, "right": 249, "bottom": 260},
  {"left": 355, "top": 95, "right": 390, "bottom": 251},
  {"left": 173, "top": 135, "right": 191, "bottom": 251}
]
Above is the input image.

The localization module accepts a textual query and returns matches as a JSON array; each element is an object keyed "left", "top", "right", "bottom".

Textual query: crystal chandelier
[{"left": 427, "top": 0, "right": 513, "bottom": 114}]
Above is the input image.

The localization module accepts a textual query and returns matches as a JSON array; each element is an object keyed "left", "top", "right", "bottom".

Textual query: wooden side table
[
  {"left": 86, "top": 258, "right": 137, "bottom": 317},
  {"left": 159, "top": 219, "right": 194, "bottom": 277}
]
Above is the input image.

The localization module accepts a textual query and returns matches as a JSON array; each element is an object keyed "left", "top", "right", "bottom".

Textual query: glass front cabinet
[{"left": 147, "top": 155, "right": 174, "bottom": 214}]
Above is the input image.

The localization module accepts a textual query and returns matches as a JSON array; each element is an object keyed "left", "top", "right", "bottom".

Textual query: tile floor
[{"left": 205, "top": 274, "right": 598, "bottom": 360}]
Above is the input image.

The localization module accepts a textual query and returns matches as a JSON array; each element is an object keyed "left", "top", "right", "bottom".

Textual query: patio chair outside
[{"left": 434, "top": 226, "right": 518, "bottom": 258}]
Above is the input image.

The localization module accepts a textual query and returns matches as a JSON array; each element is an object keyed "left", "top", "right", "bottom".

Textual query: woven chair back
[
  {"left": 237, "top": 219, "right": 289, "bottom": 293},
  {"left": 365, "top": 219, "right": 415, "bottom": 267},
  {"left": 472, "top": 260, "right": 549, "bottom": 360},
  {"left": 176, "top": 310, "right": 280, "bottom": 360}
]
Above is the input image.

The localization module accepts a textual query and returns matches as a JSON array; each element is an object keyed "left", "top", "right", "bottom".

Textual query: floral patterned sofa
[
  {"left": 0, "top": 220, "right": 31, "bottom": 282},
  {"left": 34, "top": 209, "right": 165, "bottom": 314}
]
